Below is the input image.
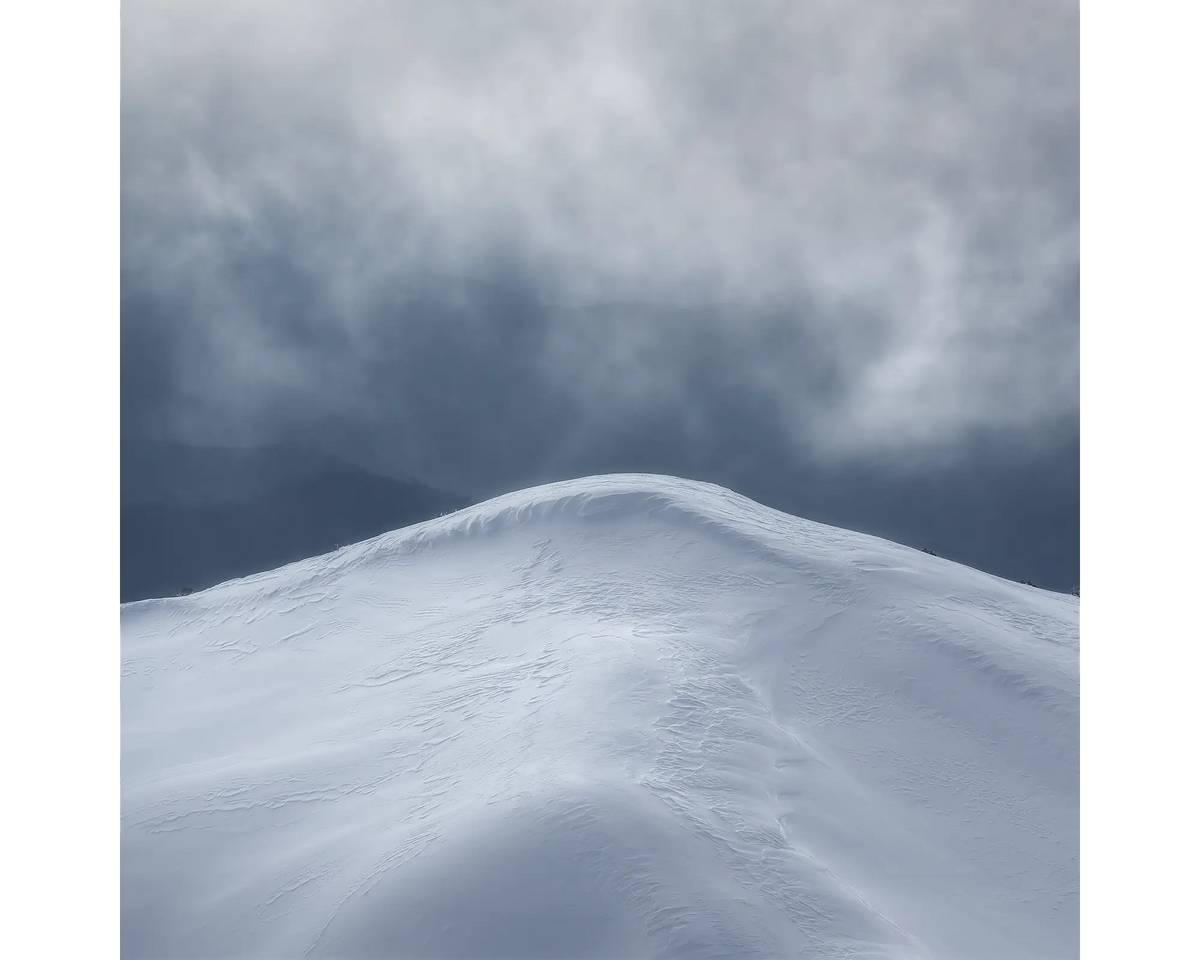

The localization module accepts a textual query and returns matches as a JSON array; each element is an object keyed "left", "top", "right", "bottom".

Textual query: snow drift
[{"left": 121, "top": 474, "right": 1079, "bottom": 959}]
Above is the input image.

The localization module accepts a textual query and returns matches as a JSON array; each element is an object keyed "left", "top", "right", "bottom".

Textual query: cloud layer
[{"left": 122, "top": 0, "right": 1079, "bottom": 489}]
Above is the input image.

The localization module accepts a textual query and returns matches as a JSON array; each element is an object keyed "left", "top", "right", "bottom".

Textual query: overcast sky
[{"left": 122, "top": 0, "right": 1078, "bottom": 507}]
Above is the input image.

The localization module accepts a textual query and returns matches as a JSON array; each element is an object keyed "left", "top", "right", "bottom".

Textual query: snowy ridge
[{"left": 122, "top": 474, "right": 1079, "bottom": 959}]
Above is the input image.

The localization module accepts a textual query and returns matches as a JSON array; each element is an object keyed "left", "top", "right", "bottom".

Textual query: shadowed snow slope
[{"left": 122, "top": 474, "right": 1079, "bottom": 960}]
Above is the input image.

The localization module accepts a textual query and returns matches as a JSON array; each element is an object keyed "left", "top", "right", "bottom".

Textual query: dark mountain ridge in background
[{"left": 121, "top": 440, "right": 467, "bottom": 602}]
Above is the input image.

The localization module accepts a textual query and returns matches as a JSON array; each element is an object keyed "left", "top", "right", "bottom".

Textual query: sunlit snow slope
[{"left": 122, "top": 475, "right": 1079, "bottom": 960}]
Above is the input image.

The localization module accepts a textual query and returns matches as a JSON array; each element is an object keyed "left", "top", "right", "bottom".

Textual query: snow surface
[{"left": 122, "top": 474, "right": 1079, "bottom": 960}]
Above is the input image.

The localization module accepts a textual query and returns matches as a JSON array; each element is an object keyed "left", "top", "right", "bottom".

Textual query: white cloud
[{"left": 122, "top": 0, "right": 1079, "bottom": 461}]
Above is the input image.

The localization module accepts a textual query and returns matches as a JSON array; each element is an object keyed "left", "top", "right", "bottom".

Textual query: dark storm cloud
[{"left": 122, "top": 0, "right": 1079, "bottom": 491}]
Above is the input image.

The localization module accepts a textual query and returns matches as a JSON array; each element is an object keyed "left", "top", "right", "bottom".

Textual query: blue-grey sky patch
[{"left": 122, "top": 0, "right": 1079, "bottom": 584}]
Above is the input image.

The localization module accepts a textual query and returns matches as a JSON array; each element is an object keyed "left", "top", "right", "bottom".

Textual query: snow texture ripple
[{"left": 122, "top": 474, "right": 1079, "bottom": 960}]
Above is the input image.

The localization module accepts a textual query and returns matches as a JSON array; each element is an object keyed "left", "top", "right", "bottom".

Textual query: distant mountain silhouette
[
  {"left": 121, "top": 441, "right": 468, "bottom": 601},
  {"left": 122, "top": 439, "right": 347, "bottom": 507}
]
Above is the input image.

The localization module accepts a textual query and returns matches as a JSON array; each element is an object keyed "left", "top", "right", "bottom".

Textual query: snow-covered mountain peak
[{"left": 122, "top": 474, "right": 1078, "bottom": 959}]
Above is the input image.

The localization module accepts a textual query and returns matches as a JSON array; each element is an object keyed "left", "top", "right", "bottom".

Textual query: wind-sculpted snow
[{"left": 122, "top": 475, "right": 1079, "bottom": 959}]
